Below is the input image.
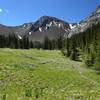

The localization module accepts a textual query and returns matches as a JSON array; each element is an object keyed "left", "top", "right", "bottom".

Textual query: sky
[{"left": 0, "top": 0, "right": 100, "bottom": 26}]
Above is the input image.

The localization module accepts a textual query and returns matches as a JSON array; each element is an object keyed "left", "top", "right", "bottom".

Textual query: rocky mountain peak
[
  {"left": 29, "top": 16, "right": 70, "bottom": 33},
  {"left": 96, "top": 5, "right": 100, "bottom": 13},
  {"left": 69, "top": 6, "right": 100, "bottom": 37}
]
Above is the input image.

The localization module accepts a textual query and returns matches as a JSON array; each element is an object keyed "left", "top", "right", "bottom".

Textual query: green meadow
[{"left": 0, "top": 48, "right": 100, "bottom": 100}]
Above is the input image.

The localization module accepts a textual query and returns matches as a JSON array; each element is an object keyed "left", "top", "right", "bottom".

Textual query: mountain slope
[
  {"left": 69, "top": 6, "right": 100, "bottom": 37},
  {"left": 0, "top": 6, "right": 100, "bottom": 41},
  {"left": 0, "top": 16, "right": 70, "bottom": 42}
]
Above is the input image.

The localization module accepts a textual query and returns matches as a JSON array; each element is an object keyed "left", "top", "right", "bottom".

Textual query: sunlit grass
[{"left": 0, "top": 48, "right": 100, "bottom": 100}]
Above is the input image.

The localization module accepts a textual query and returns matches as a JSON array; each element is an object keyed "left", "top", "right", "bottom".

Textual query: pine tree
[
  {"left": 95, "top": 32, "right": 100, "bottom": 72},
  {"left": 43, "top": 36, "right": 52, "bottom": 50},
  {"left": 23, "top": 36, "right": 30, "bottom": 49},
  {"left": 66, "top": 38, "right": 71, "bottom": 57},
  {"left": 57, "top": 33, "right": 63, "bottom": 49},
  {"left": 70, "top": 41, "right": 79, "bottom": 61}
]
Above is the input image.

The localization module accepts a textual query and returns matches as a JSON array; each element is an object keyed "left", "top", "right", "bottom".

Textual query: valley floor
[{"left": 0, "top": 48, "right": 100, "bottom": 100}]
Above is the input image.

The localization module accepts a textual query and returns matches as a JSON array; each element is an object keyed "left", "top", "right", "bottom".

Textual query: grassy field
[{"left": 0, "top": 48, "right": 100, "bottom": 100}]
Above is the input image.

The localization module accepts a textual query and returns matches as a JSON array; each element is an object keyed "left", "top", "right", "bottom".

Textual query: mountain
[
  {"left": 27, "top": 16, "right": 70, "bottom": 41},
  {"left": 69, "top": 5, "right": 100, "bottom": 37},
  {"left": 0, "top": 6, "right": 100, "bottom": 41},
  {"left": 0, "top": 16, "right": 70, "bottom": 42}
]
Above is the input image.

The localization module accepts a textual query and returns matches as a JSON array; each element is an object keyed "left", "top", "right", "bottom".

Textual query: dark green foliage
[
  {"left": 0, "top": 35, "right": 6, "bottom": 48},
  {"left": 23, "top": 36, "right": 30, "bottom": 49},
  {"left": 33, "top": 41, "right": 43, "bottom": 49},
  {"left": 43, "top": 36, "right": 52, "bottom": 50},
  {"left": 42, "top": 35, "right": 64, "bottom": 50},
  {"left": 61, "top": 49, "right": 67, "bottom": 56},
  {"left": 0, "top": 33, "right": 33, "bottom": 49},
  {"left": 61, "top": 22, "right": 100, "bottom": 72},
  {"left": 70, "top": 49, "right": 79, "bottom": 61},
  {"left": 66, "top": 38, "right": 71, "bottom": 57},
  {"left": 34, "top": 87, "right": 42, "bottom": 99},
  {"left": 70, "top": 44, "right": 79, "bottom": 61},
  {"left": 25, "top": 89, "right": 32, "bottom": 97},
  {"left": 0, "top": 32, "right": 64, "bottom": 50},
  {"left": 84, "top": 55, "right": 95, "bottom": 67},
  {"left": 71, "top": 23, "right": 100, "bottom": 71},
  {"left": 2, "top": 94, "right": 6, "bottom": 100},
  {"left": 51, "top": 39, "right": 58, "bottom": 49},
  {"left": 57, "top": 33, "right": 63, "bottom": 49},
  {"left": 94, "top": 31, "right": 100, "bottom": 72}
]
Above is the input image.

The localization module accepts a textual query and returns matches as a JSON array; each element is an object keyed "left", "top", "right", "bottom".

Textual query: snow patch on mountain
[
  {"left": 18, "top": 35, "right": 22, "bottom": 39},
  {"left": 49, "top": 22, "right": 53, "bottom": 26},
  {"left": 29, "top": 32, "right": 32, "bottom": 35},
  {"left": 59, "top": 23, "right": 61, "bottom": 27},
  {"left": 69, "top": 24, "right": 76, "bottom": 29},
  {"left": 53, "top": 21, "right": 57, "bottom": 26},
  {"left": 39, "top": 27, "right": 42, "bottom": 32},
  {"left": 68, "top": 6, "right": 100, "bottom": 37}
]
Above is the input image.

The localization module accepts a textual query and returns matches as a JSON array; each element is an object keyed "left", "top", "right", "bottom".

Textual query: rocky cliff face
[
  {"left": 26, "top": 16, "right": 70, "bottom": 41},
  {"left": 0, "top": 16, "right": 70, "bottom": 42},
  {"left": 69, "top": 6, "right": 100, "bottom": 37}
]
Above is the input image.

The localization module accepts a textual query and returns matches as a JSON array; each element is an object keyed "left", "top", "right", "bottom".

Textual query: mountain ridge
[
  {"left": 69, "top": 5, "right": 100, "bottom": 37},
  {"left": 0, "top": 16, "right": 70, "bottom": 42},
  {"left": 0, "top": 6, "right": 100, "bottom": 41}
]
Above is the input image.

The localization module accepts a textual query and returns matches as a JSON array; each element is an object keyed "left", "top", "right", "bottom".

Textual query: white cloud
[
  {"left": 0, "top": 8, "right": 3, "bottom": 13},
  {"left": 0, "top": 8, "right": 10, "bottom": 14}
]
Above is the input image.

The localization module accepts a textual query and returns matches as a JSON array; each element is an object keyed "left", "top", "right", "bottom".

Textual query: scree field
[{"left": 0, "top": 48, "right": 100, "bottom": 100}]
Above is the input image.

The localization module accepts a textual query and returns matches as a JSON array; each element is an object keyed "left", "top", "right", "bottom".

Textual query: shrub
[{"left": 25, "top": 89, "right": 32, "bottom": 97}]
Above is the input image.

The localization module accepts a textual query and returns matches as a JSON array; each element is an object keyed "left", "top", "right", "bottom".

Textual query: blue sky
[{"left": 0, "top": 0, "right": 100, "bottom": 26}]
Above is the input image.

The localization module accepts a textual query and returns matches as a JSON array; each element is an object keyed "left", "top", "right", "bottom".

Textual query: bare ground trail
[{"left": 68, "top": 59, "right": 99, "bottom": 85}]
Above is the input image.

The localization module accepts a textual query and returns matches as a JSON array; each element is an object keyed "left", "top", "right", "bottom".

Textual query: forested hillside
[
  {"left": 0, "top": 22, "right": 100, "bottom": 73},
  {"left": 62, "top": 22, "right": 100, "bottom": 72},
  {"left": 0, "top": 33, "right": 64, "bottom": 50}
]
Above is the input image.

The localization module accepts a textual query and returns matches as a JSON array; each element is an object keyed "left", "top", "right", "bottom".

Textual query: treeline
[
  {"left": 62, "top": 23, "right": 100, "bottom": 73},
  {"left": 0, "top": 24, "right": 100, "bottom": 72},
  {"left": 0, "top": 34, "right": 33, "bottom": 49},
  {"left": 30, "top": 35, "right": 65, "bottom": 50},
  {"left": 0, "top": 33, "right": 64, "bottom": 50},
  {"left": 43, "top": 35, "right": 64, "bottom": 50}
]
